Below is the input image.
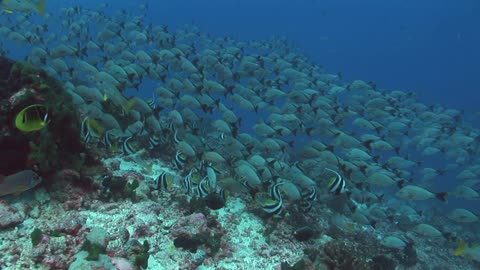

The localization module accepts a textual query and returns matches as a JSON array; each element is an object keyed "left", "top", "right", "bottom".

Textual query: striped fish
[
  {"left": 147, "top": 92, "right": 157, "bottom": 110},
  {"left": 299, "top": 186, "right": 317, "bottom": 213},
  {"left": 262, "top": 183, "right": 284, "bottom": 217},
  {"left": 81, "top": 117, "right": 92, "bottom": 145},
  {"left": 299, "top": 200, "right": 313, "bottom": 213},
  {"left": 194, "top": 176, "right": 210, "bottom": 198},
  {"left": 301, "top": 186, "right": 317, "bottom": 202},
  {"left": 148, "top": 134, "right": 160, "bottom": 149},
  {"left": 174, "top": 151, "right": 187, "bottom": 170},
  {"left": 122, "top": 136, "right": 135, "bottom": 156},
  {"left": 102, "top": 129, "right": 114, "bottom": 148},
  {"left": 156, "top": 171, "right": 175, "bottom": 192},
  {"left": 325, "top": 168, "right": 346, "bottom": 195},
  {"left": 182, "top": 168, "right": 195, "bottom": 194},
  {"left": 261, "top": 198, "right": 283, "bottom": 218},
  {"left": 269, "top": 182, "right": 284, "bottom": 201}
]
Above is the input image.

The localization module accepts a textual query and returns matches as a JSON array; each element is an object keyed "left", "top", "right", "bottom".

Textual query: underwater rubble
[
  {"left": 0, "top": 153, "right": 476, "bottom": 269},
  {"left": 0, "top": 3, "right": 479, "bottom": 270}
]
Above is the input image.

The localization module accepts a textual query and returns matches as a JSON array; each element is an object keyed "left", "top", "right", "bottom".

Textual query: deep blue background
[{"left": 52, "top": 0, "right": 480, "bottom": 116}]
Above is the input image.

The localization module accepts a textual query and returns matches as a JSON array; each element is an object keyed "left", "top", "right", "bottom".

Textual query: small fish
[
  {"left": 102, "top": 129, "right": 114, "bottom": 148},
  {"left": 299, "top": 186, "right": 316, "bottom": 213},
  {"left": 412, "top": 224, "right": 443, "bottom": 238},
  {"left": 205, "top": 188, "right": 227, "bottom": 210},
  {"left": 206, "top": 165, "right": 217, "bottom": 188},
  {"left": 174, "top": 150, "right": 187, "bottom": 170},
  {"left": 194, "top": 176, "right": 210, "bottom": 198},
  {"left": 261, "top": 198, "right": 283, "bottom": 217},
  {"left": 299, "top": 200, "right": 313, "bottom": 213},
  {"left": 15, "top": 104, "right": 50, "bottom": 132},
  {"left": 121, "top": 98, "right": 137, "bottom": 115},
  {"left": 156, "top": 171, "right": 175, "bottom": 192},
  {"left": 148, "top": 134, "right": 160, "bottom": 149},
  {"left": 447, "top": 208, "right": 478, "bottom": 223},
  {"left": 269, "top": 182, "right": 284, "bottom": 201},
  {"left": 182, "top": 168, "right": 195, "bottom": 194},
  {"left": 0, "top": 170, "right": 42, "bottom": 197},
  {"left": 454, "top": 240, "right": 480, "bottom": 262},
  {"left": 241, "top": 178, "right": 259, "bottom": 199},
  {"left": 325, "top": 168, "right": 346, "bottom": 195},
  {"left": 257, "top": 184, "right": 284, "bottom": 218},
  {"left": 293, "top": 226, "right": 315, "bottom": 241},
  {"left": 396, "top": 185, "right": 447, "bottom": 202},
  {"left": 1, "top": 0, "right": 46, "bottom": 16},
  {"left": 122, "top": 136, "right": 135, "bottom": 156},
  {"left": 147, "top": 92, "right": 157, "bottom": 110},
  {"left": 381, "top": 236, "right": 408, "bottom": 249},
  {"left": 80, "top": 117, "right": 92, "bottom": 145},
  {"left": 301, "top": 186, "right": 317, "bottom": 202}
]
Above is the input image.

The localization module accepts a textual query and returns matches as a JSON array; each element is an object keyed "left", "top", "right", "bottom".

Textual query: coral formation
[{"left": 0, "top": 56, "right": 95, "bottom": 178}]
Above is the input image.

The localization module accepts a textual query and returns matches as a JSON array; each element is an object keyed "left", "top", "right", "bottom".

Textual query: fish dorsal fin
[
  {"left": 454, "top": 240, "right": 467, "bottom": 256},
  {"left": 36, "top": 0, "right": 46, "bottom": 17},
  {"left": 327, "top": 176, "right": 336, "bottom": 187}
]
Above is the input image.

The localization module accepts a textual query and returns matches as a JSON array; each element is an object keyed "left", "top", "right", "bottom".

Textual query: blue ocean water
[
  {"left": 90, "top": 0, "right": 480, "bottom": 114},
  {"left": 126, "top": 0, "right": 479, "bottom": 208},
  {"left": 1, "top": 1, "right": 480, "bottom": 268},
  {"left": 17, "top": 0, "right": 480, "bottom": 116}
]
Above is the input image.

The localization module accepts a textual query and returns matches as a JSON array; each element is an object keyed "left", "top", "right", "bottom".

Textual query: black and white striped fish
[
  {"left": 326, "top": 168, "right": 346, "bottom": 195},
  {"left": 299, "top": 186, "right": 317, "bottom": 213},
  {"left": 148, "top": 134, "right": 160, "bottom": 149},
  {"left": 301, "top": 186, "right": 317, "bottom": 202},
  {"left": 81, "top": 117, "right": 92, "bottom": 145},
  {"left": 156, "top": 171, "right": 174, "bottom": 192},
  {"left": 261, "top": 183, "right": 284, "bottom": 217},
  {"left": 122, "top": 136, "right": 135, "bottom": 156},
  {"left": 182, "top": 168, "right": 194, "bottom": 194},
  {"left": 174, "top": 150, "right": 187, "bottom": 170}
]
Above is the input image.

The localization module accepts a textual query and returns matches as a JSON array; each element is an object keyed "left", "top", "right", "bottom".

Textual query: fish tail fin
[
  {"left": 454, "top": 240, "right": 468, "bottom": 256},
  {"left": 442, "top": 232, "right": 456, "bottom": 242},
  {"left": 36, "top": 0, "right": 46, "bottom": 16},
  {"left": 435, "top": 192, "right": 448, "bottom": 203}
]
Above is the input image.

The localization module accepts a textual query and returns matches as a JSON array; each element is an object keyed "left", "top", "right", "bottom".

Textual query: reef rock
[{"left": 0, "top": 201, "right": 24, "bottom": 229}]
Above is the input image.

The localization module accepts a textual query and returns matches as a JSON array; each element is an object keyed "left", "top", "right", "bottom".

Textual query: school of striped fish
[{"left": 1, "top": 1, "right": 480, "bottom": 264}]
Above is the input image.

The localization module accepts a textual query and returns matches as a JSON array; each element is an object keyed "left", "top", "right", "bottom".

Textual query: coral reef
[
  {"left": 0, "top": 155, "right": 475, "bottom": 269},
  {"left": 0, "top": 56, "right": 96, "bottom": 178},
  {"left": 318, "top": 240, "right": 371, "bottom": 270}
]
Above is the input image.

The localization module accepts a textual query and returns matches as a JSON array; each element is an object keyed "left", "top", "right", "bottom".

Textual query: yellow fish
[
  {"left": 1, "top": 0, "right": 46, "bottom": 16},
  {"left": 15, "top": 104, "right": 49, "bottom": 132}
]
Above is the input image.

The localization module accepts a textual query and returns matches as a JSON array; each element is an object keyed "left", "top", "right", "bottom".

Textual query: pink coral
[
  {"left": 56, "top": 169, "right": 81, "bottom": 182},
  {"left": 111, "top": 257, "right": 134, "bottom": 270},
  {"left": 171, "top": 213, "right": 208, "bottom": 237}
]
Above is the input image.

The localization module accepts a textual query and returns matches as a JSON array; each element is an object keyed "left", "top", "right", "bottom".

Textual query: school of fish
[{"left": 1, "top": 1, "right": 479, "bottom": 263}]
